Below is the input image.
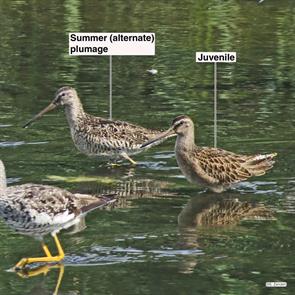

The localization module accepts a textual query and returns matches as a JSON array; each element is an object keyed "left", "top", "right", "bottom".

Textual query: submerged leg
[
  {"left": 14, "top": 234, "right": 65, "bottom": 270},
  {"left": 106, "top": 157, "right": 122, "bottom": 168},
  {"left": 108, "top": 162, "right": 122, "bottom": 168},
  {"left": 121, "top": 152, "right": 137, "bottom": 165}
]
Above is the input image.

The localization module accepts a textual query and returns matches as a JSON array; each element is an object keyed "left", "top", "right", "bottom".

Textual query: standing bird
[
  {"left": 141, "top": 115, "right": 277, "bottom": 193},
  {"left": 23, "top": 86, "right": 175, "bottom": 165},
  {"left": 0, "top": 160, "right": 116, "bottom": 270}
]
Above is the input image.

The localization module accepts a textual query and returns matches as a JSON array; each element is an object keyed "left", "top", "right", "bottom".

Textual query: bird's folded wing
[{"left": 194, "top": 147, "right": 252, "bottom": 185}]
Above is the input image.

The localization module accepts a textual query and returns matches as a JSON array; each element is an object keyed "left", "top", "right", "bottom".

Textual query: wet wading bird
[
  {"left": 23, "top": 86, "right": 175, "bottom": 165},
  {"left": 141, "top": 115, "right": 277, "bottom": 193},
  {"left": 0, "top": 160, "right": 116, "bottom": 270}
]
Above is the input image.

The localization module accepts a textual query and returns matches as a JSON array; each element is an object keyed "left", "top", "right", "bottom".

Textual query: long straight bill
[
  {"left": 141, "top": 128, "right": 175, "bottom": 148},
  {"left": 23, "top": 102, "right": 57, "bottom": 128}
]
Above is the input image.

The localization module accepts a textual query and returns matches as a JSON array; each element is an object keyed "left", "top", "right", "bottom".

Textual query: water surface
[{"left": 0, "top": 0, "right": 294, "bottom": 294}]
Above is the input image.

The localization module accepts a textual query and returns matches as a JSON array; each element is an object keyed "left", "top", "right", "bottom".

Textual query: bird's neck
[
  {"left": 0, "top": 163, "right": 7, "bottom": 194},
  {"left": 176, "top": 129, "right": 195, "bottom": 151},
  {"left": 64, "top": 96, "right": 85, "bottom": 126}
]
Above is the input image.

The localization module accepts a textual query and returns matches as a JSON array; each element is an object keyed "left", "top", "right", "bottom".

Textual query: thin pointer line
[
  {"left": 214, "top": 62, "right": 217, "bottom": 148},
  {"left": 109, "top": 55, "right": 112, "bottom": 120}
]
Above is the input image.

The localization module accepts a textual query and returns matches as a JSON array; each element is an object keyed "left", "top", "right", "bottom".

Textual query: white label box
[
  {"left": 196, "top": 52, "right": 236, "bottom": 63},
  {"left": 265, "top": 282, "right": 287, "bottom": 288},
  {"left": 69, "top": 32, "right": 155, "bottom": 56}
]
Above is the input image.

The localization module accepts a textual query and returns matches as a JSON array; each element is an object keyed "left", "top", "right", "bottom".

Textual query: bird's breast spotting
[{"left": 72, "top": 127, "right": 143, "bottom": 157}]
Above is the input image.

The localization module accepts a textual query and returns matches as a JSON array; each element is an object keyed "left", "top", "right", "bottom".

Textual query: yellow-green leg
[
  {"left": 53, "top": 233, "right": 65, "bottom": 258},
  {"left": 14, "top": 234, "right": 65, "bottom": 270},
  {"left": 42, "top": 241, "right": 52, "bottom": 257},
  {"left": 121, "top": 152, "right": 137, "bottom": 165}
]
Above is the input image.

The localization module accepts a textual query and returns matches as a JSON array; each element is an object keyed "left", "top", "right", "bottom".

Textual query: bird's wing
[
  {"left": 193, "top": 147, "right": 253, "bottom": 185},
  {"left": 4, "top": 184, "right": 80, "bottom": 225},
  {"left": 79, "top": 115, "right": 162, "bottom": 146}
]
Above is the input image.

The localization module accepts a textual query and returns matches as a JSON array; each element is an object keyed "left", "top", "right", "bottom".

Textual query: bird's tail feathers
[
  {"left": 80, "top": 194, "right": 117, "bottom": 214},
  {"left": 245, "top": 152, "right": 277, "bottom": 176}
]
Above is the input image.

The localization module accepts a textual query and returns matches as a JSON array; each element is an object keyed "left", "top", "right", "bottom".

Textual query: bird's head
[
  {"left": 23, "top": 86, "right": 78, "bottom": 128},
  {"left": 140, "top": 115, "right": 194, "bottom": 148},
  {"left": 52, "top": 86, "right": 77, "bottom": 106},
  {"left": 171, "top": 115, "right": 194, "bottom": 136}
]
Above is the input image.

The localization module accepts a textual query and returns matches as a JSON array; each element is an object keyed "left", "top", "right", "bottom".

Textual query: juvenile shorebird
[
  {"left": 0, "top": 160, "right": 116, "bottom": 270},
  {"left": 141, "top": 115, "right": 277, "bottom": 193},
  {"left": 23, "top": 86, "right": 175, "bottom": 165}
]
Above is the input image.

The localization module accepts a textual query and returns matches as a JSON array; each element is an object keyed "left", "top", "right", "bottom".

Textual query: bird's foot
[
  {"left": 108, "top": 162, "right": 122, "bottom": 168},
  {"left": 13, "top": 255, "right": 64, "bottom": 271}
]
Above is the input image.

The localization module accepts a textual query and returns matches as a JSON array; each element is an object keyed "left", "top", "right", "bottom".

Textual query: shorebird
[
  {"left": 141, "top": 115, "right": 277, "bottom": 193},
  {"left": 23, "top": 86, "right": 175, "bottom": 165},
  {"left": 0, "top": 160, "right": 116, "bottom": 270}
]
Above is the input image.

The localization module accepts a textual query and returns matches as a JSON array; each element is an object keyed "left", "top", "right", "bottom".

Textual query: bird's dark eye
[
  {"left": 175, "top": 121, "right": 184, "bottom": 128},
  {"left": 61, "top": 93, "right": 65, "bottom": 97}
]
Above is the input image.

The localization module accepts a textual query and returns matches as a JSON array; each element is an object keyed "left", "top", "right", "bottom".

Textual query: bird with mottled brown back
[
  {"left": 141, "top": 115, "right": 277, "bottom": 193},
  {"left": 23, "top": 86, "right": 175, "bottom": 165},
  {"left": 0, "top": 159, "right": 117, "bottom": 270}
]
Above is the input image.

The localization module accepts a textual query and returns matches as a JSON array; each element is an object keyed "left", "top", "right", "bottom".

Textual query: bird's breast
[{"left": 175, "top": 149, "right": 210, "bottom": 186}]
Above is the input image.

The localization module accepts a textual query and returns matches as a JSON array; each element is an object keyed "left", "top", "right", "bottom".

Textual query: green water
[{"left": 0, "top": 0, "right": 295, "bottom": 294}]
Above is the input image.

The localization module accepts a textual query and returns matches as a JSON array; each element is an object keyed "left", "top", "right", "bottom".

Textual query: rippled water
[{"left": 0, "top": 0, "right": 295, "bottom": 294}]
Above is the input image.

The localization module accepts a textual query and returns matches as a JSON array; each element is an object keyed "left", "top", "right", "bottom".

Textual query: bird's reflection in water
[
  {"left": 78, "top": 177, "right": 176, "bottom": 209},
  {"left": 67, "top": 177, "right": 175, "bottom": 238},
  {"left": 15, "top": 263, "right": 64, "bottom": 295},
  {"left": 177, "top": 194, "right": 275, "bottom": 274}
]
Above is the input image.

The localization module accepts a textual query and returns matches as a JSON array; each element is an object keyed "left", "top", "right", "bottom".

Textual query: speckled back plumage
[
  {"left": 0, "top": 160, "right": 118, "bottom": 270},
  {"left": 0, "top": 184, "right": 79, "bottom": 237},
  {"left": 23, "top": 87, "right": 174, "bottom": 161},
  {"left": 143, "top": 115, "right": 277, "bottom": 192},
  {"left": 0, "top": 181, "right": 116, "bottom": 238},
  {"left": 177, "top": 146, "right": 276, "bottom": 192},
  {"left": 71, "top": 113, "right": 165, "bottom": 157}
]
